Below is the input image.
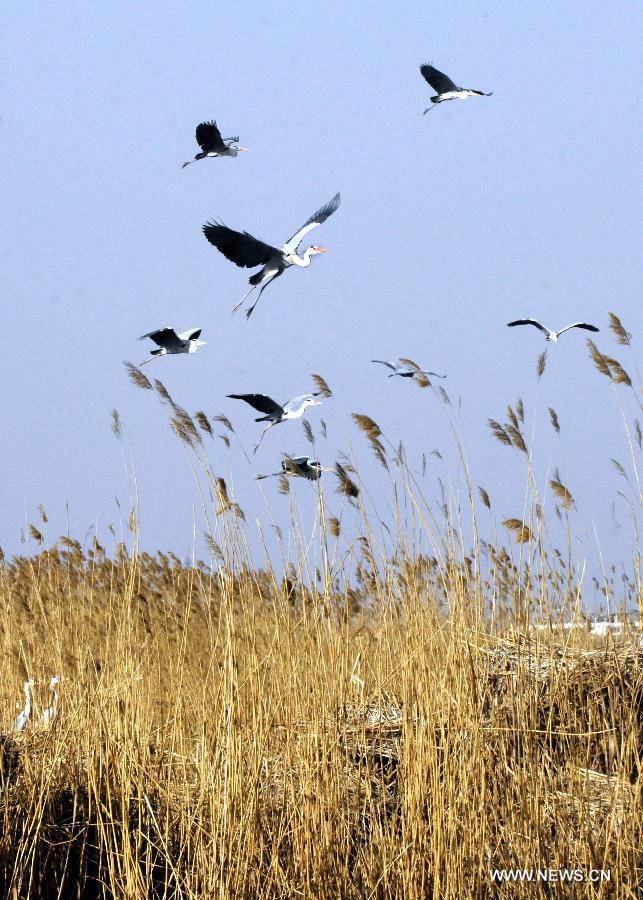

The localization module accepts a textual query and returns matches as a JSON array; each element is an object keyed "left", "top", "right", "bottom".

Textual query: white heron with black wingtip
[
  {"left": 13, "top": 679, "right": 34, "bottom": 733},
  {"left": 138, "top": 327, "right": 206, "bottom": 365},
  {"left": 227, "top": 393, "right": 322, "bottom": 452},
  {"left": 420, "top": 64, "right": 492, "bottom": 114},
  {"left": 182, "top": 121, "right": 248, "bottom": 167},
  {"left": 42, "top": 675, "right": 61, "bottom": 728},
  {"left": 257, "top": 454, "right": 332, "bottom": 482},
  {"left": 203, "top": 193, "right": 340, "bottom": 318},
  {"left": 507, "top": 319, "right": 600, "bottom": 342},
  {"left": 372, "top": 359, "right": 447, "bottom": 380}
]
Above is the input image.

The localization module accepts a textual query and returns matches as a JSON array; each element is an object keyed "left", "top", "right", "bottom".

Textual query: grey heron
[
  {"left": 42, "top": 676, "right": 60, "bottom": 727},
  {"left": 203, "top": 192, "right": 340, "bottom": 318},
  {"left": 227, "top": 393, "right": 322, "bottom": 452},
  {"left": 371, "top": 359, "right": 447, "bottom": 380},
  {"left": 13, "top": 680, "right": 34, "bottom": 733},
  {"left": 138, "top": 327, "right": 206, "bottom": 365},
  {"left": 507, "top": 320, "right": 599, "bottom": 342},
  {"left": 420, "top": 64, "right": 492, "bottom": 114},
  {"left": 257, "top": 455, "right": 332, "bottom": 481},
  {"left": 182, "top": 121, "right": 248, "bottom": 167}
]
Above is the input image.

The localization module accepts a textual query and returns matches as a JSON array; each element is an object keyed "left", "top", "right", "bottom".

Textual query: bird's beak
[
  {"left": 313, "top": 399, "right": 322, "bottom": 405},
  {"left": 198, "top": 340, "right": 207, "bottom": 345},
  {"left": 316, "top": 246, "right": 327, "bottom": 253},
  {"left": 238, "top": 147, "right": 250, "bottom": 152}
]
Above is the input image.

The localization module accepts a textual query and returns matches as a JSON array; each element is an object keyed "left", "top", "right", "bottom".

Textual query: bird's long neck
[
  {"left": 24, "top": 684, "right": 32, "bottom": 716},
  {"left": 289, "top": 248, "right": 315, "bottom": 268}
]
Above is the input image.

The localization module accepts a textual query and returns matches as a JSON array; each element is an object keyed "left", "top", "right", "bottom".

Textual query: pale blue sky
[{"left": 2, "top": 1, "right": 641, "bottom": 593}]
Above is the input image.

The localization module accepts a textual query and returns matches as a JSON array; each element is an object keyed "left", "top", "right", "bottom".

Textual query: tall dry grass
[{"left": 0, "top": 318, "right": 641, "bottom": 898}]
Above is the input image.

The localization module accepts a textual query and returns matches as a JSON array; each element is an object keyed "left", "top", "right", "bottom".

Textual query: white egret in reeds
[
  {"left": 42, "top": 675, "right": 61, "bottom": 727},
  {"left": 507, "top": 319, "right": 599, "bottom": 342},
  {"left": 13, "top": 680, "right": 34, "bottom": 733},
  {"left": 227, "top": 393, "right": 322, "bottom": 453},
  {"left": 203, "top": 193, "right": 340, "bottom": 318}
]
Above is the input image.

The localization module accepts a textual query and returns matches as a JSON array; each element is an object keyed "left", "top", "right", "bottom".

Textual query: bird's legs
[
  {"left": 253, "top": 421, "right": 275, "bottom": 454},
  {"left": 139, "top": 356, "right": 159, "bottom": 366},
  {"left": 245, "top": 270, "right": 283, "bottom": 319},
  {"left": 231, "top": 283, "right": 257, "bottom": 315},
  {"left": 423, "top": 102, "right": 439, "bottom": 115},
  {"left": 232, "top": 268, "right": 282, "bottom": 318},
  {"left": 245, "top": 282, "right": 271, "bottom": 319}
]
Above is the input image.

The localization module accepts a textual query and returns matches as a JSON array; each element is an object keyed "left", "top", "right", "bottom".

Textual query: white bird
[
  {"left": 182, "top": 120, "right": 248, "bottom": 168},
  {"left": 138, "top": 327, "right": 206, "bottom": 365},
  {"left": 420, "top": 64, "right": 492, "bottom": 114},
  {"left": 371, "top": 359, "right": 447, "bottom": 381},
  {"left": 13, "top": 680, "right": 34, "bottom": 733},
  {"left": 42, "top": 675, "right": 60, "bottom": 727},
  {"left": 203, "top": 193, "right": 340, "bottom": 318},
  {"left": 257, "top": 454, "right": 332, "bottom": 482},
  {"left": 507, "top": 319, "right": 600, "bottom": 342},
  {"left": 227, "top": 393, "right": 322, "bottom": 453}
]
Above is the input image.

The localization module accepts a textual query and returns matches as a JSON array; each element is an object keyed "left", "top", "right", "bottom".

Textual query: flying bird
[
  {"left": 372, "top": 359, "right": 447, "bottom": 380},
  {"left": 507, "top": 320, "right": 600, "bottom": 342},
  {"left": 420, "top": 64, "right": 492, "bottom": 114},
  {"left": 42, "top": 676, "right": 60, "bottom": 728},
  {"left": 203, "top": 192, "right": 340, "bottom": 318},
  {"left": 257, "top": 454, "right": 331, "bottom": 482},
  {"left": 13, "top": 680, "right": 34, "bottom": 733},
  {"left": 227, "top": 393, "right": 322, "bottom": 452},
  {"left": 182, "top": 120, "right": 248, "bottom": 167},
  {"left": 138, "top": 327, "right": 206, "bottom": 365}
]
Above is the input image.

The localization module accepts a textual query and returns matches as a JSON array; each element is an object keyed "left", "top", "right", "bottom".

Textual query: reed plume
[
  {"left": 311, "top": 373, "right": 332, "bottom": 398},
  {"left": 124, "top": 361, "right": 153, "bottom": 391},
  {"left": 502, "top": 518, "right": 533, "bottom": 543}
]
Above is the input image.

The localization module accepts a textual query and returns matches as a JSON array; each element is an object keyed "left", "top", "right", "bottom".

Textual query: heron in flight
[
  {"left": 507, "top": 320, "right": 599, "bottom": 342},
  {"left": 227, "top": 393, "right": 322, "bottom": 452},
  {"left": 13, "top": 680, "right": 34, "bottom": 733},
  {"left": 420, "top": 64, "right": 492, "bottom": 114},
  {"left": 182, "top": 121, "right": 248, "bottom": 167},
  {"left": 257, "top": 454, "right": 331, "bottom": 482},
  {"left": 372, "top": 359, "right": 447, "bottom": 381},
  {"left": 203, "top": 192, "right": 340, "bottom": 318},
  {"left": 138, "top": 327, "right": 206, "bottom": 365},
  {"left": 42, "top": 676, "right": 60, "bottom": 728}
]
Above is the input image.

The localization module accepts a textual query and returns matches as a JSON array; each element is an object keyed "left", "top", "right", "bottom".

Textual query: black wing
[
  {"left": 283, "top": 192, "right": 341, "bottom": 253},
  {"left": 420, "top": 64, "right": 458, "bottom": 93},
  {"left": 202, "top": 222, "right": 279, "bottom": 268},
  {"left": 138, "top": 327, "right": 182, "bottom": 349},
  {"left": 180, "top": 328, "right": 202, "bottom": 340},
  {"left": 227, "top": 393, "right": 283, "bottom": 415},
  {"left": 507, "top": 319, "right": 548, "bottom": 334},
  {"left": 195, "top": 121, "right": 226, "bottom": 153},
  {"left": 567, "top": 323, "right": 599, "bottom": 333}
]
